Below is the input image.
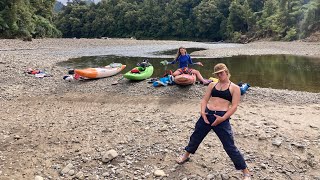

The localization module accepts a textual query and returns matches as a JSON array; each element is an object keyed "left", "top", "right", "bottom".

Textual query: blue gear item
[
  {"left": 153, "top": 75, "right": 175, "bottom": 87},
  {"left": 238, "top": 82, "right": 250, "bottom": 95}
]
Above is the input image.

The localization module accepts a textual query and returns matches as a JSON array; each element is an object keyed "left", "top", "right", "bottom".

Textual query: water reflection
[{"left": 57, "top": 55, "right": 320, "bottom": 92}]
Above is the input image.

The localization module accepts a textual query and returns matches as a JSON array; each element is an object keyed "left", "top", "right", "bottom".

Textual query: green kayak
[{"left": 124, "top": 65, "right": 154, "bottom": 80}]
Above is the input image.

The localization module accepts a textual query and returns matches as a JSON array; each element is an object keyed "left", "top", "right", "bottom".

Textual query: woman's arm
[
  {"left": 169, "top": 56, "right": 180, "bottom": 64},
  {"left": 188, "top": 55, "right": 203, "bottom": 66},
  {"left": 200, "top": 83, "right": 215, "bottom": 124},
  {"left": 212, "top": 83, "right": 240, "bottom": 126}
]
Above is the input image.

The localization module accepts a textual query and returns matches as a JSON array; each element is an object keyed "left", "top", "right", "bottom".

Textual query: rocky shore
[{"left": 0, "top": 38, "right": 319, "bottom": 180}]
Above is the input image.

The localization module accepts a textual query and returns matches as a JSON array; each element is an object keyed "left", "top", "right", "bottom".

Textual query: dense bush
[
  {"left": 1, "top": 0, "right": 319, "bottom": 41},
  {"left": 54, "top": 0, "right": 320, "bottom": 42},
  {"left": 0, "top": 0, "right": 61, "bottom": 38}
]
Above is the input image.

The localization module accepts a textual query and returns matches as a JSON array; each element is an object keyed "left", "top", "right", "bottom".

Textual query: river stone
[
  {"left": 68, "top": 170, "right": 75, "bottom": 176},
  {"left": 272, "top": 138, "right": 282, "bottom": 147},
  {"left": 75, "top": 171, "right": 85, "bottom": 180},
  {"left": 207, "top": 174, "right": 216, "bottom": 180},
  {"left": 35, "top": 176, "right": 44, "bottom": 180},
  {"left": 102, "top": 149, "right": 118, "bottom": 163},
  {"left": 154, "top": 169, "right": 166, "bottom": 177}
]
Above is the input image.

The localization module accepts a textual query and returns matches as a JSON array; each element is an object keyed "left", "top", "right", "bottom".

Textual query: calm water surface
[{"left": 58, "top": 54, "right": 320, "bottom": 93}]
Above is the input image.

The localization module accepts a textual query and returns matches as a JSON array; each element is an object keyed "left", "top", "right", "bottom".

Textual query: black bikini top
[{"left": 211, "top": 82, "right": 232, "bottom": 102}]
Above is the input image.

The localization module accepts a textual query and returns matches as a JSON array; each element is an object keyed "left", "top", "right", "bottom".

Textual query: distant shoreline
[
  {"left": 0, "top": 38, "right": 319, "bottom": 103},
  {"left": 1, "top": 38, "right": 320, "bottom": 58}
]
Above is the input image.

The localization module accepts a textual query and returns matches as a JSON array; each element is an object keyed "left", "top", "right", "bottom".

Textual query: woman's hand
[
  {"left": 160, "top": 60, "right": 169, "bottom": 65},
  {"left": 196, "top": 62, "right": 203, "bottom": 66},
  {"left": 201, "top": 112, "right": 210, "bottom": 124},
  {"left": 211, "top": 114, "right": 224, "bottom": 126}
]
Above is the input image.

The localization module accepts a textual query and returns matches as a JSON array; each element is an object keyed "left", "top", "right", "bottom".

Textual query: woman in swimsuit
[
  {"left": 176, "top": 63, "right": 251, "bottom": 180},
  {"left": 168, "top": 47, "right": 210, "bottom": 85}
]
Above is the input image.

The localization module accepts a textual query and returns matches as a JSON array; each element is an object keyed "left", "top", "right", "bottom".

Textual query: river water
[{"left": 57, "top": 48, "right": 320, "bottom": 93}]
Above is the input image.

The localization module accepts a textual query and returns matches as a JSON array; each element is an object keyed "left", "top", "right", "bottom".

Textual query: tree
[
  {"left": 299, "top": 0, "right": 320, "bottom": 38},
  {"left": 227, "top": 1, "right": 247, "bottom": 33},
  {"left": 55, "top": 2, "right": 91, "bottom": 37},
  {"left": 193, "top": 0, "right": 225, "bottom": 40},
  {"left": 52, "top": 0, "right": 319, "bottom": 41},
  {"left": 0, "top": 0, "right": 61, "bottom": 38}
]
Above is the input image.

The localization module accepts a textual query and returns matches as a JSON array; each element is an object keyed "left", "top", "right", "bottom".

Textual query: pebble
[
  {"left": 60, "top": 163, "right": 73, "bottom": 175},
  {"left": 154, "top": 169, "right": 166, "bottom": 177},
  {"left": 272, "top": 138, "right": 282, "bottom": 147},
  {"left": 75, "top": 171, "right": 85, "bottom": 180},
  {"left": 102, "top": 149, "right": 118, "bottom": 163},
  {"left": 34, "top": 176, "right": 44, "bottom": 180}
]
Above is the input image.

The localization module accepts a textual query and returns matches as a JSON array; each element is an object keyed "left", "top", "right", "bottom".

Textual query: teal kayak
[{"left": 123, "top": 66, "right": 154, "bottom": 80}]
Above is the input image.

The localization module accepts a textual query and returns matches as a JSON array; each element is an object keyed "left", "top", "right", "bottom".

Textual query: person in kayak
[
  {"left": 176, "top": 63, "right": 251, "bottom": 180},
  {"left": 165, "top": 47, "right": 210, "bottom": 85}
]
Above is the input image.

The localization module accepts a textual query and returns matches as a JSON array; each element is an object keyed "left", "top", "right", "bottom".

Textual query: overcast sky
[{"left": 58, "top": 0, "right": 101, "bottom": 5}]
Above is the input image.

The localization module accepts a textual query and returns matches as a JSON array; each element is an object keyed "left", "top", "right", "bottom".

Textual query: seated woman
[{"left": 167, "top": 47, "right": 210, "bottom": 85}]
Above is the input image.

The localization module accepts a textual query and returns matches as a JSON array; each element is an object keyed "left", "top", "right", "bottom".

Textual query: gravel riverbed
[{"left": 0, "top": 38, "right": 319, "bottom": 180}]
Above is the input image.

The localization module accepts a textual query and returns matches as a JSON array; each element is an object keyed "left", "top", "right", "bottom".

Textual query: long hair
[{"left": 174, "top": 47, "right": 187, "bottom": 61}]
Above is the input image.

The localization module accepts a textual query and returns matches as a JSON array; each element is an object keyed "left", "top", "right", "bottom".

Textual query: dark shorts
[{"left": 178, "top": 67, "right": 193, "bottom": 75}]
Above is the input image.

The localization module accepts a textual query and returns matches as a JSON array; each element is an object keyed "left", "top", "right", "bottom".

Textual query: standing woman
[
  {"left": 167, "top": 47, "right": 210, "bottom": 85},
  {"left": 176, "top": 63, "right": 251, "bottom": 180}
]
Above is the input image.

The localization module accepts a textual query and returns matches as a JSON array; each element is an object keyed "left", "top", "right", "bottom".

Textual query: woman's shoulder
[
  {"left": 230, "top": 82, "right": 240, "bottom": 93},
  {"left": 230, "top": 81, "right": 239, "bottom": 87},
  {"left": 207, "top": 81, "right": 217, "bottom": 89}
]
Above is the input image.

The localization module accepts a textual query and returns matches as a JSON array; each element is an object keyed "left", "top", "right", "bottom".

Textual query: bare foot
[
  {"left": 243, "top": 173, "right": 251, "bottom": 180},
  {"left": 176, "top": 155, "right": 190, "bottom": 164}
]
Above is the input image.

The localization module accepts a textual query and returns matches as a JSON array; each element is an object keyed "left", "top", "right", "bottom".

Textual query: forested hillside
[
  {"left": 0, "top": 0, "right": 61, "bottom": 39},
  {"left": 1, "top": 0, "right": 319, "bottom": 42},
  {"left": 55, "top": 0, "right": 320, "bottom": 42}
]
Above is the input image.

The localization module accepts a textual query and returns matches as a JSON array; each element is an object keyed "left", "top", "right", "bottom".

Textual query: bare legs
[
  {"left": 172, "top": 69, "right": 209, "bottom": 84},
  {"left": 172, "top": 70, "right": 181, "bottom": 76},
  {"left": 190, "top": 69, "right": 208, "bottom": 83}
]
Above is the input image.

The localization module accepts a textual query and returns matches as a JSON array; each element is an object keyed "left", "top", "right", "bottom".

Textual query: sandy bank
[{"left": 0, "top": 39, "right": 319, "bottom": 180}]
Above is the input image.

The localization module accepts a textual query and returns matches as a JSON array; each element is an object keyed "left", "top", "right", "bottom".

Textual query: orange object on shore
[{"left": 74, "top": 63, "right": 126, "bottom": 79}]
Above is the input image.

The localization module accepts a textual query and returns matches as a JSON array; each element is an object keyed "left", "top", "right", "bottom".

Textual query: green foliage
[
  {"left": 33, "top": 15, "right": 62, "bottom": 37},
  {"left": 162, "top": 0, "right": 199, "bottom": 39},
  {"left": 54, "top": 2, "right": 93, "bottom": 38},
  {"left": 193, "top": 0, "right": 224, "bottom": 40},
  {"left": 54, "top": 1, "right": 64, "bottom": 13},
  {"left": 0, "top": 0, "right": 61, "bottom": 38},
  {"left": 284, "top": 27, "right": 297, "bottom": 41},
  {"left": 247, "top": 0, "right": 264, "bottom": 12},
  {"left": 227, "top": 0, "right": 254, "bottom": 36},
  {"left": 231, "top": 31, "right": 242, "bottom": 42},
  {"left": 299, "top": 0, "right": 320, "bottom": 38},
  {"left": 3, "top": 0, "right": 317, "bottom": 41},
  {"left": 256, "top": 0, "right": 278, "bottom": 37}
]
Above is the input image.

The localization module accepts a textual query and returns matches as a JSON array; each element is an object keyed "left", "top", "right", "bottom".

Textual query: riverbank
[{"left": 0, "top": 39, "right": 319, "bottom": 179}]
